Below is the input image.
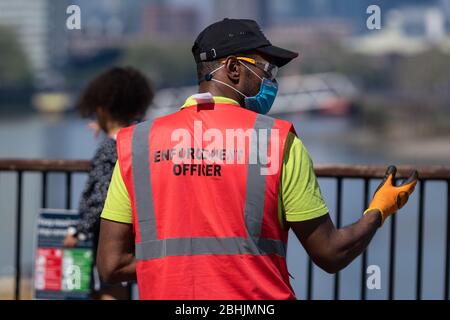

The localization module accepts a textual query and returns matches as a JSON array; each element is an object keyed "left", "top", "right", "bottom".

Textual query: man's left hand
[{"left": 63, "top": 234, "right": 78, "bottom": 248}]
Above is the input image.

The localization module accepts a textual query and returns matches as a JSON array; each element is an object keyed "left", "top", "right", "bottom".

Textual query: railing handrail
[
  {"left": 314, "top": 164, "right": 450, "bottom": 180},
  {"left": 1, "top": 159, "right": 450, "bottom": 180},
  {"left": 0, "top": 159, "right": 91, "bottom": 172}
]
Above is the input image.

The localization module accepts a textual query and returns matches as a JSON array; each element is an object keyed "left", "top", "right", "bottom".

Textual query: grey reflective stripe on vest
[
  {"left": 131, "top": 115, "right": 286, "bottom": 260},
  {"left": 244, "top": 115, "right": 274, "bottom": 241},
  {"left": 135, "top": 237, "right": 285, "bottom": 260},
  {"left": 132, "top": 121, "right": 156, "bottom": 242}
]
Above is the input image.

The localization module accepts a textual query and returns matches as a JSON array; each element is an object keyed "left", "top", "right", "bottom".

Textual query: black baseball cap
[{"left": 192, "top": 18, "right": 299, "bottom": 67}]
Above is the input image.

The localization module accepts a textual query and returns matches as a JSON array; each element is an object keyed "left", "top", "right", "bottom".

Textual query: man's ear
[{"left": 224, "top": 56, "right": 241, "bottom": 83}]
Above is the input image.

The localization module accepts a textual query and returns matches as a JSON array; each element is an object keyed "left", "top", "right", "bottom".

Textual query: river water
[{"left": 0, "top": 112, "right": 447, "bottom": 299}]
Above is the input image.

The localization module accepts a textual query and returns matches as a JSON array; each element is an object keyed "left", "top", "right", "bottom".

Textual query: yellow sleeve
[
  {"left": 279, "top": 132, "right": 329, "bottom": 223},
  {"left": 101, "top": 160, "right": 133, "bottom": 224}
]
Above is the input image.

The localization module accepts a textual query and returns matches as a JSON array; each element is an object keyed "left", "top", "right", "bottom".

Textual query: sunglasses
[{"left": 221, "top": 56, "right": 278, "bottom": 81}]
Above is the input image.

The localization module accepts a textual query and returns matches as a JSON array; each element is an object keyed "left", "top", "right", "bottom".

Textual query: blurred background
[{"left": 0, "top": 0, "right": 449, "bottom": 300}]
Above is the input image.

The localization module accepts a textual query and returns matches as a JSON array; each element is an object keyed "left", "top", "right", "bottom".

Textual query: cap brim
[{"left": 255, "top": 45, "right": 299, "bottom": 67}]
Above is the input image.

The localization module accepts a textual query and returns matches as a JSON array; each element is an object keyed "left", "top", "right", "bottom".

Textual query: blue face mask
[
  {"left": 244, "top": 77, "right": 278, "bottom": 114},
  {"left": 206, "top": 61, "right": 279, "bottom": 114}
]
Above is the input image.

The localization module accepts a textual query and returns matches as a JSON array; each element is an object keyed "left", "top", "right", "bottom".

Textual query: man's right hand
[{"left": 365, "top": 165, "right": 418, "bottom": 226}]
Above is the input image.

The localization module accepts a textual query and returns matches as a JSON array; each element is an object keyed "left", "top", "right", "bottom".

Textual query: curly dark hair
[{"left": 76, "top": 66, "right": 154, "bottom": 126}]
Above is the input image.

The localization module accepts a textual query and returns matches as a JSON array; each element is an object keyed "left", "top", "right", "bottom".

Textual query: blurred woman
[{"left": 63, "top": 67, "right": 154, "bottom": 299}]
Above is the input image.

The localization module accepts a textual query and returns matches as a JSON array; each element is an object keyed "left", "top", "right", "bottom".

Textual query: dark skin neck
[{"left": 198, "top": 80, "right": 246, "bottom": 107}]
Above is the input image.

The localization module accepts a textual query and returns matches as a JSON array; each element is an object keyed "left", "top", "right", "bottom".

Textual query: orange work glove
[{"left": 364, "top": 165, "right": 418, "bottom": 226}]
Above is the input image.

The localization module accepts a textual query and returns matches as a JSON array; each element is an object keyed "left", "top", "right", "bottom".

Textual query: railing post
[
  {"left": 388, "top": 176, "right": 397, "bottom": 300},
  {"left": 389, "top": 213, "right": 397, "bottom": 300},
  {"left": 445, "top": 180, "right": 450, "bottom": 300},
  {"left": 66, "top": 172, "right": 72, "bottom": 210},
  {"left": 334, "top": 177, "right": 342, "bottom": 300},
  {"left": 416, "top": 180, "right": 425, "bottom": 300},
  {"left": 14, "top": 171, "right": 23, "bottom": 300},
  {"left": 361, "top": 178, "right": 369, "bottom": 300},
  {"left": 42, "top": 171, "right": 47, "bottom": 208},
  {"left": 306, "top": 258, "right": 313, "bottom": 300}
]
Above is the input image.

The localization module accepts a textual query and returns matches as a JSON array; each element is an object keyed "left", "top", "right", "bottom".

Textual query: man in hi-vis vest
[{"left": 97, "top": 18, "right": 418, "bottom": 300}]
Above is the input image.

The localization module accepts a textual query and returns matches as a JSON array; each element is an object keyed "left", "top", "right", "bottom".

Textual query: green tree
[
  {"left": 393, "top": 49, "right": 450, "bottom": 99},
  {"left": 121, "top": 41, "right": 196, "bottom": 88},
  {"left": 290, "top": 32, "right": 391, "bottom": 90},
  {"left": 0, "top": 26, "right": 32, "bottom": 86}
]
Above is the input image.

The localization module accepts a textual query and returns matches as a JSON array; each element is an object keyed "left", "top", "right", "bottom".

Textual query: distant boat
[
  {"left": 148, "top": 73, "right": 360, "bottom": 118},
  {"left": 32, "top": 92, "right": 73, "bottom": 113}
]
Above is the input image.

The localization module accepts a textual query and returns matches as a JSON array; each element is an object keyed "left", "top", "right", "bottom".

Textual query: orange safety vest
[{"left": 117, "top": 99, "right": 297, "bottom": 299}]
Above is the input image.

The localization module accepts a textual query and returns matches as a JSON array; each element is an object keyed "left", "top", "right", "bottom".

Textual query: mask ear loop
[
  {"left": 239, "top": 60, "right": 263, "bottom": 81},
  {"left": 207, "top": 64, "right": 225, "bottom": 78},
  {"left": 203, "top": 63, "right": 248, "bottom": 98},
  {"left": 210, "top": 78, "right": 248, "bottom": 98},
  {"left": 198, "top": 64, "right": 224, "bottom": 83}
]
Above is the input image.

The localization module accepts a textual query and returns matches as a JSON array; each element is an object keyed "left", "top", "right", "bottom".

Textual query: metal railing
[{"left": 0, "top": 159, "right": 449, "bottom": 300}]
